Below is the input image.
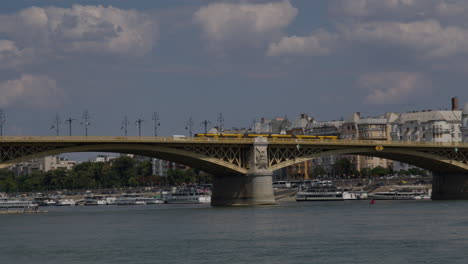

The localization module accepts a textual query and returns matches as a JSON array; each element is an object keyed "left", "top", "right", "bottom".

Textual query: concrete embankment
[
  {"left": 274, "top": 188, "right": 297, "bottom": 202},
  {"left": 0, "top": 210, "right": 47, "bottom": 214}
]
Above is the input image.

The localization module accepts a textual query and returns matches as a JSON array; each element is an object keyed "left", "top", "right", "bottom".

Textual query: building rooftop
[{"left": 393, "top": 110, "right": 461, "bottom": 124}]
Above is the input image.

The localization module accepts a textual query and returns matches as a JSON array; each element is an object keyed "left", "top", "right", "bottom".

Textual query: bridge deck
[{"left": 0, "top": 136, "right": 467, "bottom": 149}]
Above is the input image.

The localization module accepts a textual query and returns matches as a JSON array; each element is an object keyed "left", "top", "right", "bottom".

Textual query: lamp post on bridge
[
  {"left": 121, "top": 116, "right": 130, "bottom": 137},
  {"left": 65, "top": 117, "right": 76, "bottom": 136},
  {"left": 186, "top": 117, "right": 194, "bottom": 137},
  {"left": 201, "top": 120, "right": 211, "bottom": 134},
  {"left": 81, "top": 110, "right": 91, "bottom": 136},
  {"left": 217, "top": 113, "right": 224, "bottom": 134},
  {"left": 152, "top": 112, "right": 160, "bottom": 137},
  {"left": 0, "top": 109, "right": 5, "bottom": 137},
  {"left": 135, "top": 118, "right": 144, "bottom": 137},
  {"left": 50, "top": 115, "right": 62, "bottom": 136}
]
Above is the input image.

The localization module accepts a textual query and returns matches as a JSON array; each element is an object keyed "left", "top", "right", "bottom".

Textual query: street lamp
[
  {"left": 0, "top": 109, "right": 5, "bottom": 137},
  {"left": 135, "top": 118, "right": 144, "bottom": 136},
  {"left": 121, "top": 116, "right": 130, "bottom": 136},
  {"left": 201, "top": 120, "right": 211, "bottom": 134},
  {"left": 50, "top": 115, "right": 62, "bottom": 136},
  {"left": 186, "top": 117, "right": 194, "bottom": 137},
  {"left": 152, "top": 112, "right": 160, "bottom": 137}
]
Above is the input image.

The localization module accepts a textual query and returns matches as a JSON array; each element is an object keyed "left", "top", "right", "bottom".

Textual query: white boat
[
  {"left": 296, "top": 181, "right": 344, "bottom": 201},
  {"left": 0, "top": 198, "right": 38, "bottom": 209},
  {"left": 84, "top": 196, "right": 107, "bottom": 206},
  {"left": 136, "top": 197, "right": 164, "bottom": 205},
  {"left": 369, "top": 190, "right": 431, "bottom": 200},
  {"left": 33, "top": 197, "right": 57, "bottom": 206},
  {"left": 55, "top": 199, "right": 75, "bottom": 206},
  {"left": 165, "top": 188, "right": 211, "bottom": 204},
  {"left": 116, "top": 194, "right": 146, "bottom": 205},
  {"left": 105, "top": 197, "right": 117, "bottom": 205},
  {"left": 342, "top": 191, "right": 368, "bottom": 200}
]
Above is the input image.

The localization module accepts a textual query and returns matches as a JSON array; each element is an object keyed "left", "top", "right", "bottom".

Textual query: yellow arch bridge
[{"left": 1, "top": 136, "right": 468, "bottom": 205}]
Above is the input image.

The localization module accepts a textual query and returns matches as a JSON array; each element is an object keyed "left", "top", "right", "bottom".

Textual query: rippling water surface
[{"left": 1, "top": 200, "right": 468, "bottom": 264}]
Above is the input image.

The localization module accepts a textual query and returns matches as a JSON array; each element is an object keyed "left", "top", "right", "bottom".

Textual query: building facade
[
  {"left": 10, "top": 156, "right": 79, "bottom": 175},
  {"left": 391, "top": 109, "right": 462, "bottom": 170},
  {"left": 462, "top": 102, "right": 468, "bottom": 143}
]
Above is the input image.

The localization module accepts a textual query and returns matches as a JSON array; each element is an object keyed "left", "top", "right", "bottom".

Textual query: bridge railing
[{"left": 0, "top": 136, "right": 467, "bottom": 148}]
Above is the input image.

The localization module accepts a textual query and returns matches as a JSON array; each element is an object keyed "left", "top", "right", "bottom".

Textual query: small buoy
[{"left": 369, "top": 199, "right": 375, "bottom": 204}]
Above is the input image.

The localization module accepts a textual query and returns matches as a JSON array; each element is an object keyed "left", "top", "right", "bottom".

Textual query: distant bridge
[{"left": 1, "top": 136, "right": 468, "bottom": 205}]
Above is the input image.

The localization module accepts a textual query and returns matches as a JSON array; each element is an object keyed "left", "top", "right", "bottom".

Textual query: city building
[
  {"left": 285, "top": 114, "right": 315, "bottom": 179},
  {"left": 152, "top": 158, "right": 187, "bottom": 177},
  {"left": 307, "top": 120, "right": 344, "bottom": 177},
  {"left": 287, "top": 114, "right": 314, "bottom": 135},
  {"left": 90, "top": 154, "right": 117, "bottom": 163},
  {"left": 307, "top": 120, "right": 344, "bottom": 137},
  {"left": 251, "top": 117, "right": 290, "bottom": 134},
  {"left": 462, "top": 102, "right": 468, "bottom": 143},
  {"left": 10, "top": 156, "right": 79, "bottom": 175},
  {"left": 390, "top": 98, "right": 463, "bottom": 170}
]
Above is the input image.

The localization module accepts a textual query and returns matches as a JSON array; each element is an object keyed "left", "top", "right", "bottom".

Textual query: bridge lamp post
[
  {"left": 217, "top": 113, "right": 224, "bottom": 134},
  {"left": 0, "top": 109, "right": 5, "bottom": 137},
  {"left": 50, "top": 115, "right": 62, "bottom": 136},
  {"left": 65, "top": 117, "right": 76, "bottom": 136},
  {"left": 135, "top": 118, "right": 144, "bottom": 137},
  {"left": 186, "top": 117, "right": 194, "bottom": 137},
  {"left": 201, "top": 120, "right": 211, "bottom": 134},
  {"left": 81, "top": 110, "right": 91, "bottom": 137},
  {"left": 152, "top": 112, "right": 160, "bottom": 137},
  {"left": 121, "top": 116, "right": 130, "bottom": 137}
]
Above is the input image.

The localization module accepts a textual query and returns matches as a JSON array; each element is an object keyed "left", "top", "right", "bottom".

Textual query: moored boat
[
  {"left": 55, "top": 198, "right": 75, "bottom": 206},
  {"left": 33, "top": 197, "right": 57, "bottom": 206},
  {"left": 0, "top": 198, "right": 38, "bottom": 209},
  {"left": 84, "top": 195, "right": 107, "bottom": 206},
  {"left": 164, "top": 188, "right": 211, "bottom": 204},
  {"left": 296, "top": 181, "right": 344, "bottom": 201}
]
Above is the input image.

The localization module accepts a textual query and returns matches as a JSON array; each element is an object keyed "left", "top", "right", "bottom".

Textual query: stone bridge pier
[
  {"left": 432, "top": 172, "right": 468, "bottom": 200},
  {"left": 211, "top": 137, "right": 275, "bottom": 206}
]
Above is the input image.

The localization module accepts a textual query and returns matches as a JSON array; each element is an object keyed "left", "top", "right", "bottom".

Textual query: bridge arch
[
  {"left": 0, "top": 144, "right": 248, "bottom": 176},
  {"left": 270, "top": 147, "right": 468, "bottom": 173}
]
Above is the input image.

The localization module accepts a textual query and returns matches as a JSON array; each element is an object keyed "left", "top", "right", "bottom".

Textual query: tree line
[{"left": 0, "top": 156, "right": 212, "bottom": 193}]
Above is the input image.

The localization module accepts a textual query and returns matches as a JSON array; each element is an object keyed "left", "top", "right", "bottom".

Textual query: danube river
[{"left": 1, "top": 201, "right": 468, "bottom": 264}]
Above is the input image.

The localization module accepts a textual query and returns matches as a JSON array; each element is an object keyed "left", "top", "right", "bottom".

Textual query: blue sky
[{"left": 0, "top": 0, "right": 467, "bottom": 139}]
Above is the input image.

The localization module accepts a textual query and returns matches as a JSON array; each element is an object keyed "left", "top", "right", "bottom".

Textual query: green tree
[
  {"left": 371, "top": 166, "right": 389, "bottom": 177},
  {"left": 333, "top": 158, "right": 354, "bottom": 178}
]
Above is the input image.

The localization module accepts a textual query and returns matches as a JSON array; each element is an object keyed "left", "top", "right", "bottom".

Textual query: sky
[{"left": 1, "top": 0, "right": 468, "bottom": 140}]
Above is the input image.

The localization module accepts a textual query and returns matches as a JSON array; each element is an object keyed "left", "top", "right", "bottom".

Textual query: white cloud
[
  {"left": 0, "top": 5, "right": 158, "bottom": 57},
  {"left": 330, "top": 0, "right": 433, "bottom": 20},
  {"left": 358, "top": 72, "right": 429, "bottom": 104},
  {"left": 0, "top": 74, "right": 67, "bottom": 108},
  {"left": 435, "top": 1, "right": 468, "bottom": 17},
  {"left": 0, "top": 40, "right": 35, "bottom": 69},
  {"left": 267, "top": 29, "right": 338, "bottom": 56},
  {"left": 193, "top": 0, "right": 297, "bottom": 52},
  {"left": 341, "top": 20, "right": 468, "bottom": 59}
]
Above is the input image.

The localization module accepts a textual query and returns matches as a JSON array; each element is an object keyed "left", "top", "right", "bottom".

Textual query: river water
[{"left": 1, "top": 200, "right": 468, "bottom": 264}]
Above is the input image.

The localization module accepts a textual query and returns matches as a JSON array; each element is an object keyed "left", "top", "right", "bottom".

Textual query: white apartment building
[
  {"left": 391, "top": 110, "right": 462, "bottom": 143},
  {"left": 391, "top": 109, "right": 462, "bottom": 170},
  {"left": 463, "top": 103, "right": 468, "bottom": 143},
  {"left": 10, "top": 156, "right": 79, "bottom": 174}
]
